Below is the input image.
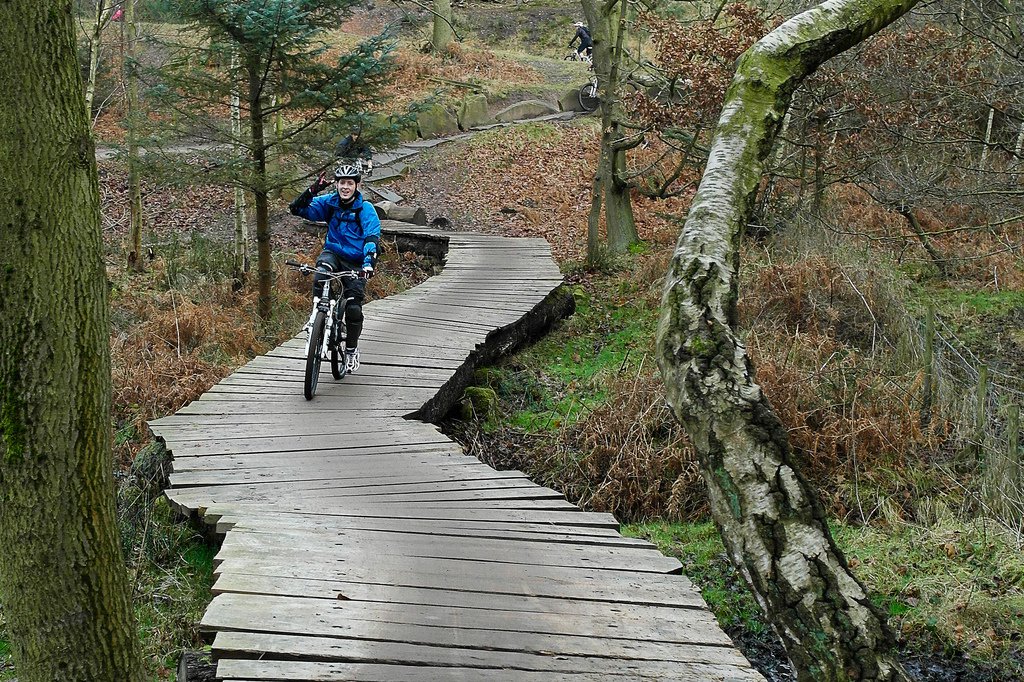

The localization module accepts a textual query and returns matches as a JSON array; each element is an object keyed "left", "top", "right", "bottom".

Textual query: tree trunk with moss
[
  {"left": 125, "top": 0, "right": 145, "bottom": 272},
  {"left": 433, "top": 0, "right": 453, "bottom": 53},
  {"left": 247, "top": 53, "right": 273, "bottom": 319},
  {"left": 583, "top": 0, "right": 638, "bottom": 262},
  {"left": 0, "top": 0, "right": 143, "bottom": 679},
  {"left": 655, "top": 0, "right": 919, "bottom": 679}
]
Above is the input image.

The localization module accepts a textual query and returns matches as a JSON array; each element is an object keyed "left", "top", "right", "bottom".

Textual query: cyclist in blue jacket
[{"left": 288, "top": 164, "right": 380, "bottom": 373}]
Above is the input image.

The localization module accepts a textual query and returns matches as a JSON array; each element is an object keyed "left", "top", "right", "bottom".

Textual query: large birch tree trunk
[
  {"left": 655, "top": 0, "right": 919, "bottom": 679},
  {"left": 0, "top": 0, "right": 142, "bottom": 679}
]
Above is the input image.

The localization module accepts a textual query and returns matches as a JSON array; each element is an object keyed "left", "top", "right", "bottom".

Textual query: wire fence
[{"left": 894, "top": 305, "right": 1024, "bottom": 542}]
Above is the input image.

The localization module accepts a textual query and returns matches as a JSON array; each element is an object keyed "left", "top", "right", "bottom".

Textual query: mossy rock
[
  {"left": 417, "top": 104, "right": 460, "bottom": 139},
  {"left": 397, "top": 122, "right": 420, "bottom": 142},
  {"left": 132, "top": 440, "right": 171, "bottom": 496},
  {"left": 458, "top": 94, "right": 493, "bottom": 130},
  {"left": 458, "top": 386, "right": 499, "bottom": 426},
  {"left": 493, "top": 99, "right": 559, "bottom": 123},
  {"left": 472, "top": 367, "right": 504, "bottom": 388},
  {"left": 558, "top": 88, "right": 586, "bottom": 113}
]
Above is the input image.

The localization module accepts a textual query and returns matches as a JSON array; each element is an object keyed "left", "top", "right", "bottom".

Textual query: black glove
[{"left": 310, "top": 171, "right": 330, "bottom": 194}]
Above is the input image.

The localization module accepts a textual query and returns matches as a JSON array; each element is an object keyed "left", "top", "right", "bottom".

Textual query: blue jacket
[{"left": 291, "top": 190, "right": 381, "bottom": 266}]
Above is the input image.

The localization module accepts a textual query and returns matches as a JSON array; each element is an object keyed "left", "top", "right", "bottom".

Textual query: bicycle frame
[{"left": 305, "top": 268, "right": 358, "bottom": 358}]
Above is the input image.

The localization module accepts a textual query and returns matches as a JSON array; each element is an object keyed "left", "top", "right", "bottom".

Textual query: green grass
[
  {"left": 0, "top": 631, "right": 12, "bottom": 681},
  {"left": 119, "top": 488, "right": 216, "bottom": 679},
  {"left": 625, "top": 517, "right": 1024, "bottom": 675},
  {"left": 623, "top": 521, "right": 768, "bottom": 634},
  {"left": 834, "top": 518, "right": 1024, "bottom": 662},
  {"left": 926, "top": 289, "right": 1024, "bottom": 317},
  {"left": 498, "top": 279, "right": 658, "bottom": 432}
]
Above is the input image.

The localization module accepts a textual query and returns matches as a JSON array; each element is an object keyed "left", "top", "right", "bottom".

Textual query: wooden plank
[
  {"left": 202, "top": 594, "right": 746, "bottom": 668},
  {"left": 215, "top": 532, "right": 679, "bottom": 573},
  {"left": 221, "top": 521, "right": 670, "bottom": 559},
  {"left": 216, "top": 659, "right": 645, "bottom": 681},
  {"left": 210, "top": 572, "right": 714, "bottom": 626},
  {"left": 212, "top": 633, "right": 762, "bottom": 680},
  {"left": 216, "top": 514, "right": 637, "bottom": 545},
  {"left": 164, "top": 430, "right": 453, "bottom": 456},
  {"left": 205, "top": 591, "right": 725, "bottom": 646},
  {"left": 211, "top": 557, "right": 703, "bottom": 608},
  {"left": 201, "top": 503, "right": 620, "bottom": 529}
]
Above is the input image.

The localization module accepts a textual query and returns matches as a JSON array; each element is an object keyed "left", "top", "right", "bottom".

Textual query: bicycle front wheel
[
  {"left": 578, "top": 82, "right": 599, "bottom": 112},
  {"left": 330, "top": 315, "right": 346, "bottom": 380},
  {"left": 304, "top": 310, "right": 326, "bottom": 400}
]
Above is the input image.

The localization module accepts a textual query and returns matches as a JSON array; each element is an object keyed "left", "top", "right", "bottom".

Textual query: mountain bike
[
  {"left": 564, "top": 48, "right": 593, "bottom": 65},
  {"left": 578, "top": 74, "right": 599, "bottom": 112},
  {"left": 336, "top": 157, "right": 373, "bottom": 177},
  {"left": 286, "top": 260, "right": 361, "bottom": 400}
]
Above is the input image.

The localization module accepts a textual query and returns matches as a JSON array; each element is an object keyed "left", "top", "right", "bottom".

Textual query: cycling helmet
[
  {"left": 574, "top": 21, "right": 585, "bottom": 27},
  {"left": 334, "top": 164, "right": 361, "bottom": 182}
]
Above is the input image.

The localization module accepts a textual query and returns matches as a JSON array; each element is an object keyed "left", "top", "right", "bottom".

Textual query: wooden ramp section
[{"left": 149, "top": 224, "right": 763, "bottom": 682}]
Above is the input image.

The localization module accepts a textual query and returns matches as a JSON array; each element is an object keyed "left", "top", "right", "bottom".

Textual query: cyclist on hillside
[
  {"left": 334, "top": 125, "right": 374, "bottom": 175},
  {"left": 568, "top": 21, "right": 593, "bottom": 60},
  {"left": 288, "top": 164, "right": 380, "bottom": 373}
]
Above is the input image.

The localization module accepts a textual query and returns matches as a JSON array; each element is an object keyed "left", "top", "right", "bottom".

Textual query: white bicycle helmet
[{"left": 334, "top": 164, "right": 361, "bottom": 182}]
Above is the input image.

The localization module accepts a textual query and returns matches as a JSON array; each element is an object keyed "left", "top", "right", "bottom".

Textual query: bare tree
[
  {"left": 655, "top": 0, "right": 921, "bottom": 679},
  {"left": 582, "top": 0, "right": 640, "bottom": 263}
]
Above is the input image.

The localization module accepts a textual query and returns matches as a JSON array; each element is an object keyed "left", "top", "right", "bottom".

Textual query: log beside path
[{"left": 149, "top": 222, "right": 764, "bottom": 681}]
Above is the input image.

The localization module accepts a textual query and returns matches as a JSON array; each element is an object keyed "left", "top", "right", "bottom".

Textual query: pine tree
[{"left": 150, "top": 0, "right": 402, "bottom": 318}]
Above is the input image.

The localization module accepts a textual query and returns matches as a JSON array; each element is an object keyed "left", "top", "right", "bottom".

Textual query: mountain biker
[
  {"left": 288, "top": 164, "right": 380, "bottom": 373},
  {"left": 334, "top": 126, "right": 374, "bottom": 174},
  {"left": 568, "top": 21, "right": 593, "bottom": 59}
]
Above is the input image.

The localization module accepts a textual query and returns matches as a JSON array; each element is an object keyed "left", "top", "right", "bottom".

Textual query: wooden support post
[
  {"left": 974, "top": 363, "right": 989, "bottom": 460},
  {"left": 920, "top": 304, "right": 935, "bottom": 429},
  {"left": 1007, "top": 403, "right": 1020, "bottom": 489}
]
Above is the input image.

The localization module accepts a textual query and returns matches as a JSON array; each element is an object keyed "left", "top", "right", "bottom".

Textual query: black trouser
[{"left": 314, "top": 251, "right": 366, "bottom": 350}]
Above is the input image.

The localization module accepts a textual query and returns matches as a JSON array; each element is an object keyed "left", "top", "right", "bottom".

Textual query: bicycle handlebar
[{"left": 286, "top": 260, "right": 362, "bottom": 278}]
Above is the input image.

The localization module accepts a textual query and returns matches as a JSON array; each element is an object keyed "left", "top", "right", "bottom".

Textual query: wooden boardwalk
[{"left": 149, "top": 223, "right": 763, "bottom": 681}]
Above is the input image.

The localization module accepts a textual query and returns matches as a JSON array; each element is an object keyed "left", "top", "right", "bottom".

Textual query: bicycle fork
[{"left": 303, "top": 297, "right": 338, "bottom": 359}]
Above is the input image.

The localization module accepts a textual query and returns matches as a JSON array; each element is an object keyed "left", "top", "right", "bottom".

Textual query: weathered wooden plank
[
  {"left": 207, "top": 573, "right": 724, "bottom": 630},
  {"left": 215, "top": 514, "right": 637, "bottom": 545},
  {"left": 201, "top": 503, "right": 620, "bottom": 529},
  {"left": 212, "top": 632, "right": 760, "bottom": 680},
  {"left": 202, "top": 594, "right": 745, "bottom": 668},
  {"left": 211, "top": 557, "right": 703, "bottom": 608},
  {"left": 215, "top": 529, "right": 680, "bottom": 574},
  {"left": 215, "top": 532, "right": 679, "bottom": 573}
]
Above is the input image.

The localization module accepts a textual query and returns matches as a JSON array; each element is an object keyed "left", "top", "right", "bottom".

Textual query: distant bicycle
[
  {"left": 578, "top": 75, "right": 599, "bottom": 112},
  {"left": 333, "top": 157, "right": 373, "bottom": 179},
  {"left": 286, "top": 260, "right": 362, "bottom": 400},
  {"left": 564, "top": 48, "right": 593, "bottom": 65}
]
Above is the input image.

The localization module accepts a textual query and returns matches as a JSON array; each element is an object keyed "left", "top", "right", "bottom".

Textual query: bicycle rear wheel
[
  {"left": 579, "top": 82, "right": 599, "bottom": 112},
  {"left": 304, "top": 310, "right": 326, "bottom": 400}
]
